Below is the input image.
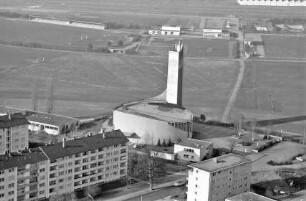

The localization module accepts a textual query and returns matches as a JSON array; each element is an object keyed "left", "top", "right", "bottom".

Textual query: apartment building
[
  {"left": 187, "top": 153, "right": 252, "bottom": 201},
  {"left": 0, "top": 113, "right": 29, "bottom": 155},
  {"left": 174, "top": 138, "right": 213, "bottom": 162},
  {"left": 0, "top": 130, "right": 129, "bottom": 201}
]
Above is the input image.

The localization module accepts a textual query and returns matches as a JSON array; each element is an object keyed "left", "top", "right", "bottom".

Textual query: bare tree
[
  {"left": 31, "top": 78, "right": 39, "bottom": 111},
  {"left": 45, "top": 77, "right": 54, "bottom": 113}
]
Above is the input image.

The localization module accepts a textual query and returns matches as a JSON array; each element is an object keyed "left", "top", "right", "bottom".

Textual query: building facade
[
  {"left": 0, "top": 130, "right": 128, "bottom": 201},
  {"left": 187, "top": 154, "right": 252, "bottom": 201},
  {"left": 161, "top": 26, "right": 181, "bottom": 35},
  {"left": 174, "top": 139, "right": 213, "bottom": 162},
  {"left": 166, "top": 41, "right": 184, "bottom": 106},
  {"left": 236, "top": 0, "right": 306, "bottom": 6},
  {"left": 0, "top": 113, "right": 29, "bottom": 155}
]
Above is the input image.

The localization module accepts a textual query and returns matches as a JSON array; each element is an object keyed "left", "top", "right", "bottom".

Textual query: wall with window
[
  {"left": 0, "top": 124, "right": 28, "bottom": 155},
  {"left": 174, "top": 143, "right": 213, "bottom": 162}
]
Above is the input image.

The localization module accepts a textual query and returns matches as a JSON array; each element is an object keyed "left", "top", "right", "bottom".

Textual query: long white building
[
  {"left": 236, "top": 0, "right": 306, "bottom": 6},
  {"left": 187, "top": 154, "right": 252, "bottom": 201}
]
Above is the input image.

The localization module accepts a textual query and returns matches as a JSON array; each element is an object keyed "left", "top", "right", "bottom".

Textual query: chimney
[
  {"left": 213, "top": 157, "right": 218, "bottom": 163},
  {"left": 102, "top": 133, "right": 106, "bottom": 139},
  {"left": 62, "top": 138, "right": 66, "bottom": 148}
]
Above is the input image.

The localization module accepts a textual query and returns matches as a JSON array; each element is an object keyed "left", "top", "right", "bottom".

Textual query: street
[{"left": 125, "top": 186, "right": 186, "bottom": 201}]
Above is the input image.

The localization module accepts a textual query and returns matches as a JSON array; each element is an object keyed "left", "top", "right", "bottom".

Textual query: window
[
  {"left": 0, "top": 194, "right": 4, "bottom": 198},
  {"left": 8, "top": 191, "right": 14, "bottom": 195},
  {"left": 0, "top": 186, "right": 4, "bottom": 190},
  {"left": 8, "top": 183, "right": 14, "bottom": 188},
  {"left": 39, "top": 183, "right": 45, "bottom": 187},
  {"left": 39, "top": 168, "right": 45, "bottom": 172},
  {"left": 59, "top": 179, "right": 64, "bottom": 183},
  {"left": 39, "top": 190, "right": 45, "bottom": 195}
]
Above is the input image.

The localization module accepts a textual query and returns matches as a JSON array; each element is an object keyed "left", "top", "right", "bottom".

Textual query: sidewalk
[
  {"left": 97, "top": 173, "right": 186, "bottom": 201},
  {"left": 101, "top": 178, "right": 185, "bottom": 201}
]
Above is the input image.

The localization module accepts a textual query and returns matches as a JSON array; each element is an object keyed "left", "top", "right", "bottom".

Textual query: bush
[
  {"left": 267, "top": 160, "right": 293, "bottom": 166},
  {"left": 241, "top": 141, "right": 252, "bottom": 146}
]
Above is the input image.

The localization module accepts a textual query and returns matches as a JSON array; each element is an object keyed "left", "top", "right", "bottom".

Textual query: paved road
[{"left": 125, "top": 186, "right": 186, "bottom": 201}]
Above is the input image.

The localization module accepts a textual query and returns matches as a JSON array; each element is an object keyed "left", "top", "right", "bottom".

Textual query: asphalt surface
[{"left": 125, "top": 186, "right": 186, "bottom": 201}]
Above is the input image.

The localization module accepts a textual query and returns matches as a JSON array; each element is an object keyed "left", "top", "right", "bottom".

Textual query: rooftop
[
  {"left": 0, "top": 106, "right": 79, "bottom": 127},
  {"left": 40, "top": 130, "right": 129, "bottom": 160},
  {"left": 176, "top": 138, "right": 212, "bottom": 149},
  {"left": 188, "top": 153, "right": 251, "bottom": 172},
  {"left": 25, "top": 111, "right": 79, "bottom": 127},
  {"left": 226, "top": 192, "right": 276, "bottom": 201},
  {"left": 0, "top": 150, "right": 48, "bottom": 171},
  {"left": 116, "top": 101, "right": 193, "bottom": 122},
  {"left": 0, "top": 113, "right": 29, "bottom": 129},
  {"left": 0, "top": 130, "right": 128, "bottom": 170}
]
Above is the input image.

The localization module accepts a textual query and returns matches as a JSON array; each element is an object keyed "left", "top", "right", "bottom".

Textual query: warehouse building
[{"left": 0, "top": 130, "right": 128, "bottom": 201}]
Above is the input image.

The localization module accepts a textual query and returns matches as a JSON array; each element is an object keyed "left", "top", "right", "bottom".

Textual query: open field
[
  {"left": 231, "top": 60, "right": 306, "bottom": 133},
  {"left": 0, "top": 45, "right": 239, "bottom": 118},
  {"left": 0, "top": 18, "right": 135, "bottom": 48},
  {"left": 1, "top": 0, "right": 305, "bottom": 20},
  {"left": 263, "top": 35, "right": 306, "bottom": 59},
  {"left": 140, "top": 37, "right": 232, "bottom": 58},
  {"left": 252, "top": 141, "right": 306, "bottom": 172}
]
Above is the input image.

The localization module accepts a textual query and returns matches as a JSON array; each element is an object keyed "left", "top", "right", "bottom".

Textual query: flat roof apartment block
[{"left": 187, "top": 154, "right": 252, "bottom": 201}]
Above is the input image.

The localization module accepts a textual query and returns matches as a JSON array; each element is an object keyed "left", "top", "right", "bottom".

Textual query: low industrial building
[
  {"left": 161, "top": 25, "right": 181, "bottom": 36},
  {"left": 0, "top": 113, "right": 29, "bottom": 155},
  {"left": 29, "top": 16, "right": 106, "bottom": 30},
  {"left": 174, "top": 138, "right": 213, "bottom": 162},
  {"left": 187, "top": 153, "right": 252, "bottom": 201},
  {"left": 203, "top": 28, "right": 230, "bottom": 39},
  {"left": 26, "top": 111, "right": 79, "bottom": 135},
  {"left": 0, "top": 130, "right": 128, "bottom": 201},
  {"left": 226, "top": 192, "right": 276, "bottom": 201},
  {"left": 0, "top": 107, "right": 79, "bottom": 135},
  {"left": 236, "top": 0, "right": 306, "bottom": 6}
]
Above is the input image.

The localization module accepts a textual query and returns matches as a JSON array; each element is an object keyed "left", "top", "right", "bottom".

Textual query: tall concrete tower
[{"left": 166, "top": 41, "right": 184, "bottom": 106}]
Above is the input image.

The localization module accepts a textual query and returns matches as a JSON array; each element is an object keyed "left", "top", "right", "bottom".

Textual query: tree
[
  {"left": 157, "top": 139, "right": 161, "bottom": 146},
  {"left": 167, "top": 139, "right": 172, "bottom": 147},
  {"left": 107, "top": 40, "right": 112, "bottom": 47},
  {"left": 88, "top": 43, "right": 93, "bottom": 50},
  {"left": 162, "top": 139, "right": 167, "bottom": 147},
  {"left": 117, "top": 40, "right": 123, "bottom": 46},
  {"left": 200, "top": 114, "right": 206, "bottom": 122}
]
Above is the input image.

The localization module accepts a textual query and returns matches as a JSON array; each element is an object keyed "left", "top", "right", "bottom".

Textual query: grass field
[
  {"left": 263, "top": 35, "right": 306, "bottom": 59},
  {"left": 0, "top": 18, "right": 134, "bottom": 48},
  {"left": 1, "top": 0, "right": 305, "bottom": 19},
  {"left": 231, "top": 60, "right": 306, "bottom": 133},
  {"left": 139, "top": 37, "right": 231, "bottom": 58},
  {"left": 0, "top": 45, "right": 239, "bottom": 118}
]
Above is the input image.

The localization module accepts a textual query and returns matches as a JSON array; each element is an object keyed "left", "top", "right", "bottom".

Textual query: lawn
[
  {"left": 0, "top": 0, "right": 305, "bottom": 19},
  {"left": 0, "top": 18, "right": 132, "bottom": 48},
  {"left": 140, "top": 37, "right": 232, "bottom": 58},
  {"left": 232, "top": 61, "right": 306, "bottom": 119},
  {"left": 251, "top": 141, "right": 306, "bottom": 172},
  {"left": 0, "top": 45, "right": 239, "bottom": 119},
  {"left": 262, "top": 35, "right": 306, "bottom": 59}
]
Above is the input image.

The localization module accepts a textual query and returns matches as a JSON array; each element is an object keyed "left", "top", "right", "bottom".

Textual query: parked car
[{"left": 173, "top": 180, "right": 186, "bottom": 187}]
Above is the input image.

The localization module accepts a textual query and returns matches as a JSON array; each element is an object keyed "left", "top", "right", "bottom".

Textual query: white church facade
[{"left": 112, "top": 42, "right": 193, "bottom": 145}]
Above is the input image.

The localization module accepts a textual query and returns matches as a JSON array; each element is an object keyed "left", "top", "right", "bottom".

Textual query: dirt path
[{"left": 221, "top": 59, "right": 246, "bottom": 123}]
